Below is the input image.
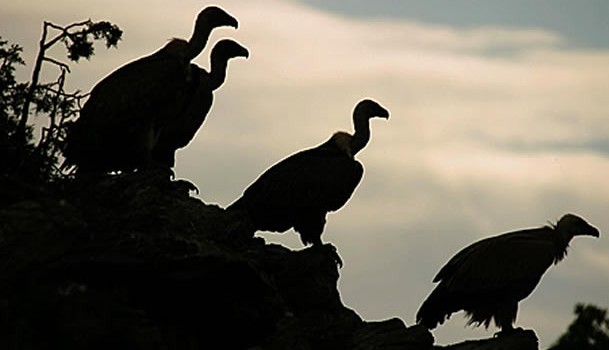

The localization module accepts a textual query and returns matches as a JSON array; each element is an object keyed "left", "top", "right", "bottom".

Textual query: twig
[
  {"left": 44, "top": 19, "right": 92, "bottom": 49},
  {"left": 42, "top": 57, "right": 71, "bottom": 73}
]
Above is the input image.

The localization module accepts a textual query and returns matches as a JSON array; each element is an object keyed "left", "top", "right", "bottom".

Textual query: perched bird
[
  {"left": 228, "top": 99, "right": 389, "bottom": 249},
  {"left": 152, "top": 39, "right": 249, "bottom": 167},
  {"left": 63, "top": 6, "right": 238, "bottom": 173},
  {"left": 416, "top": 214, "right": 600, "bottom": 334}
]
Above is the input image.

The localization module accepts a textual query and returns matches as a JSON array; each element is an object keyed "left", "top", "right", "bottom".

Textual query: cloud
[{"left": 4, "top": 0, "right": 609, "bottom": 347}]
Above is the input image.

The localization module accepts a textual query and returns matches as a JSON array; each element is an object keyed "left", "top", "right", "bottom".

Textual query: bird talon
[
  {"left": 172, "top": 179, "right": 199, "bottom": 194},
  {"left": 494, "top": 327, "right": 523, "bottom": 337}
]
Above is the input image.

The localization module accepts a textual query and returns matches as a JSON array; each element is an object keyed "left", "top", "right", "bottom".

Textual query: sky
[{"left": 2, "top": 0, "right": 609, "bottom": 347}]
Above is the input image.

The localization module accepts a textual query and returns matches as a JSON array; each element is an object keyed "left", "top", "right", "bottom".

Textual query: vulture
[
  {"left": 228, "top": 99, "right": 389, "bottom": 249},
  {"left": 151, "top": 39, "right": 249, "bottom": 167},
  {"left": 63, "top": 6, "right": 238, "bottom": 173},
  {"left": 416, "top": 213, "right": 600, "bottom": 334}
]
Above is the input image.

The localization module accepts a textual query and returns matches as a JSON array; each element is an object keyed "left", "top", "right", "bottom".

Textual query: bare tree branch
[{"left": 42, "top": 56, "right": 71, "bottom": 73}]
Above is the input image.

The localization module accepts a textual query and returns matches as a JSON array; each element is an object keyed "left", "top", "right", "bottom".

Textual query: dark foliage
[
  {"left": 549, "top": 303, "right": 609, "bottom": 350},
  {"left": 1, "top": 39, "right": 31, "bottom": 175},
  {"left": 1, "top": 19, "right": 121, "bottom": 188},
  {"left": 61, "top": 20, "right": 122, "bottom": 61}
]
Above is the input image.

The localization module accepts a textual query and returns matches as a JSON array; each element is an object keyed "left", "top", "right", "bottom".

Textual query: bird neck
[
  {"left": 186, "top": 20, "right": 213, "bottom": 59},
  {"left": 209, "top": 54, "right": 230, "bottom": 91},
  {"left": 350, "top": 115, "right": 370, "bottom": 157},
  {"left": 552, "top": 227, "right": 573, "bottom": 264},
  {"left": 328, "top": 132, "right": 353, "bottom": 157}
]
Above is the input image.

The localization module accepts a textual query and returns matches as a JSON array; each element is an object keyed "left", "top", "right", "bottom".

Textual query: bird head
[
  {"left": 354, "top": 99, "right": 390, "bottom": 121},
  {"left": 196, "top": 6, "right": 239, "bottom": 30},
  {"left": 556, "top": 213, "right": 600, "bottom": 238},
  {"left": 212, "top": 39, "right": 250, "bottom": 61}
]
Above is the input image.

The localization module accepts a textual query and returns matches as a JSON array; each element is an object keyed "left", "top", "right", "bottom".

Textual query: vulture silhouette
[
  {"left": 152, "top": 39, "right": 249, "bottom": 167},
  {"left": 228, "top": 99, "right": 389, "bottom": 251},
  {"left": 416, "top": 214, "right": 600, "bottom": 334},
  {"left": 63, "top": 6, "right": 239, "bottom": 172}
]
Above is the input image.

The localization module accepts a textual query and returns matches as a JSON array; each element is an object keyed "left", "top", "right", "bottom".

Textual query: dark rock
[
  {"left": 435, "top": 329, "right": 538, "bottom": 350},
  {"left": 352, "top": 320, "right": 434, "bottom": 350},
  {"left": 0, "top": 171, "right": 537, "bottom": 349}
]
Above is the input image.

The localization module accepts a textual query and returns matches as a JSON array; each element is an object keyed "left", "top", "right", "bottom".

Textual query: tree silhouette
[
  {"left": 1, "top": 19, "right": 121, "bottom": 184},
  {"left": 549, "top": 303, "right": 609, "bottom": 350}
]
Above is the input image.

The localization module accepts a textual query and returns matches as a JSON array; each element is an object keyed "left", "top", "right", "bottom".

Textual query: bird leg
[{"left": 492, "top": 302, "right": 520, "bottom": 337}]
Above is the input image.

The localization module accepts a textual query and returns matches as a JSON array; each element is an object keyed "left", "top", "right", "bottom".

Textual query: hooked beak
[
  {"left": 587, "top": 225, "right": 601, "bottom": 237},
  {"left": 229, "top": 17, "right": 239, "bottom": 29},
  {"left": 377, "top": 107, "right": 390, "bottom": 120}
]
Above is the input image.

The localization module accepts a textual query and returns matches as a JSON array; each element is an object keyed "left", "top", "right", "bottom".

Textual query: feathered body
[
  {"left": 229, "top": 99, "right": 389, "bottom": 246},
  {"left": 152, "top": 40, "right": 249, "bottom": 167},
  {"left": 63, "top": 6, "right": 238, "bottom": 172},
  {"left": 416, "top": 214, "right": 600, "bottom": 332}
]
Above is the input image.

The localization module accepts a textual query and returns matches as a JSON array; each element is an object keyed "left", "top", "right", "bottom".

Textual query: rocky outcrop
[
  {"left": 0, "top": 171, "right": 538, "bottom": 349},
  {"left": 437, "top": 330, "right": 538, "bottom": 350}
]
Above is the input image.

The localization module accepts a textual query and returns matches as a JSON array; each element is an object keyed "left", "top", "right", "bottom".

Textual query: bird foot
[
  {"left": 133, "top": 166, "right": 200, "bottom": 196},
  {"left": 494, "top": 327, "right": 523, "bottom": 338},
  {"left": 171, "top": 179, "right": 199, "bottom": 195}
]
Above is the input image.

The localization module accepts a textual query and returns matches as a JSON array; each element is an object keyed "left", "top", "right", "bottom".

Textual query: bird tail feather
[{"left": 416, "top": 286, "right": 454, "bottom": 329}]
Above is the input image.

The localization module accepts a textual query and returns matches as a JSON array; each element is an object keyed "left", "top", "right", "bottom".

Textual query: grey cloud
[{"left": 300, "top": 0, "right": 609, "bottom": 49}]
